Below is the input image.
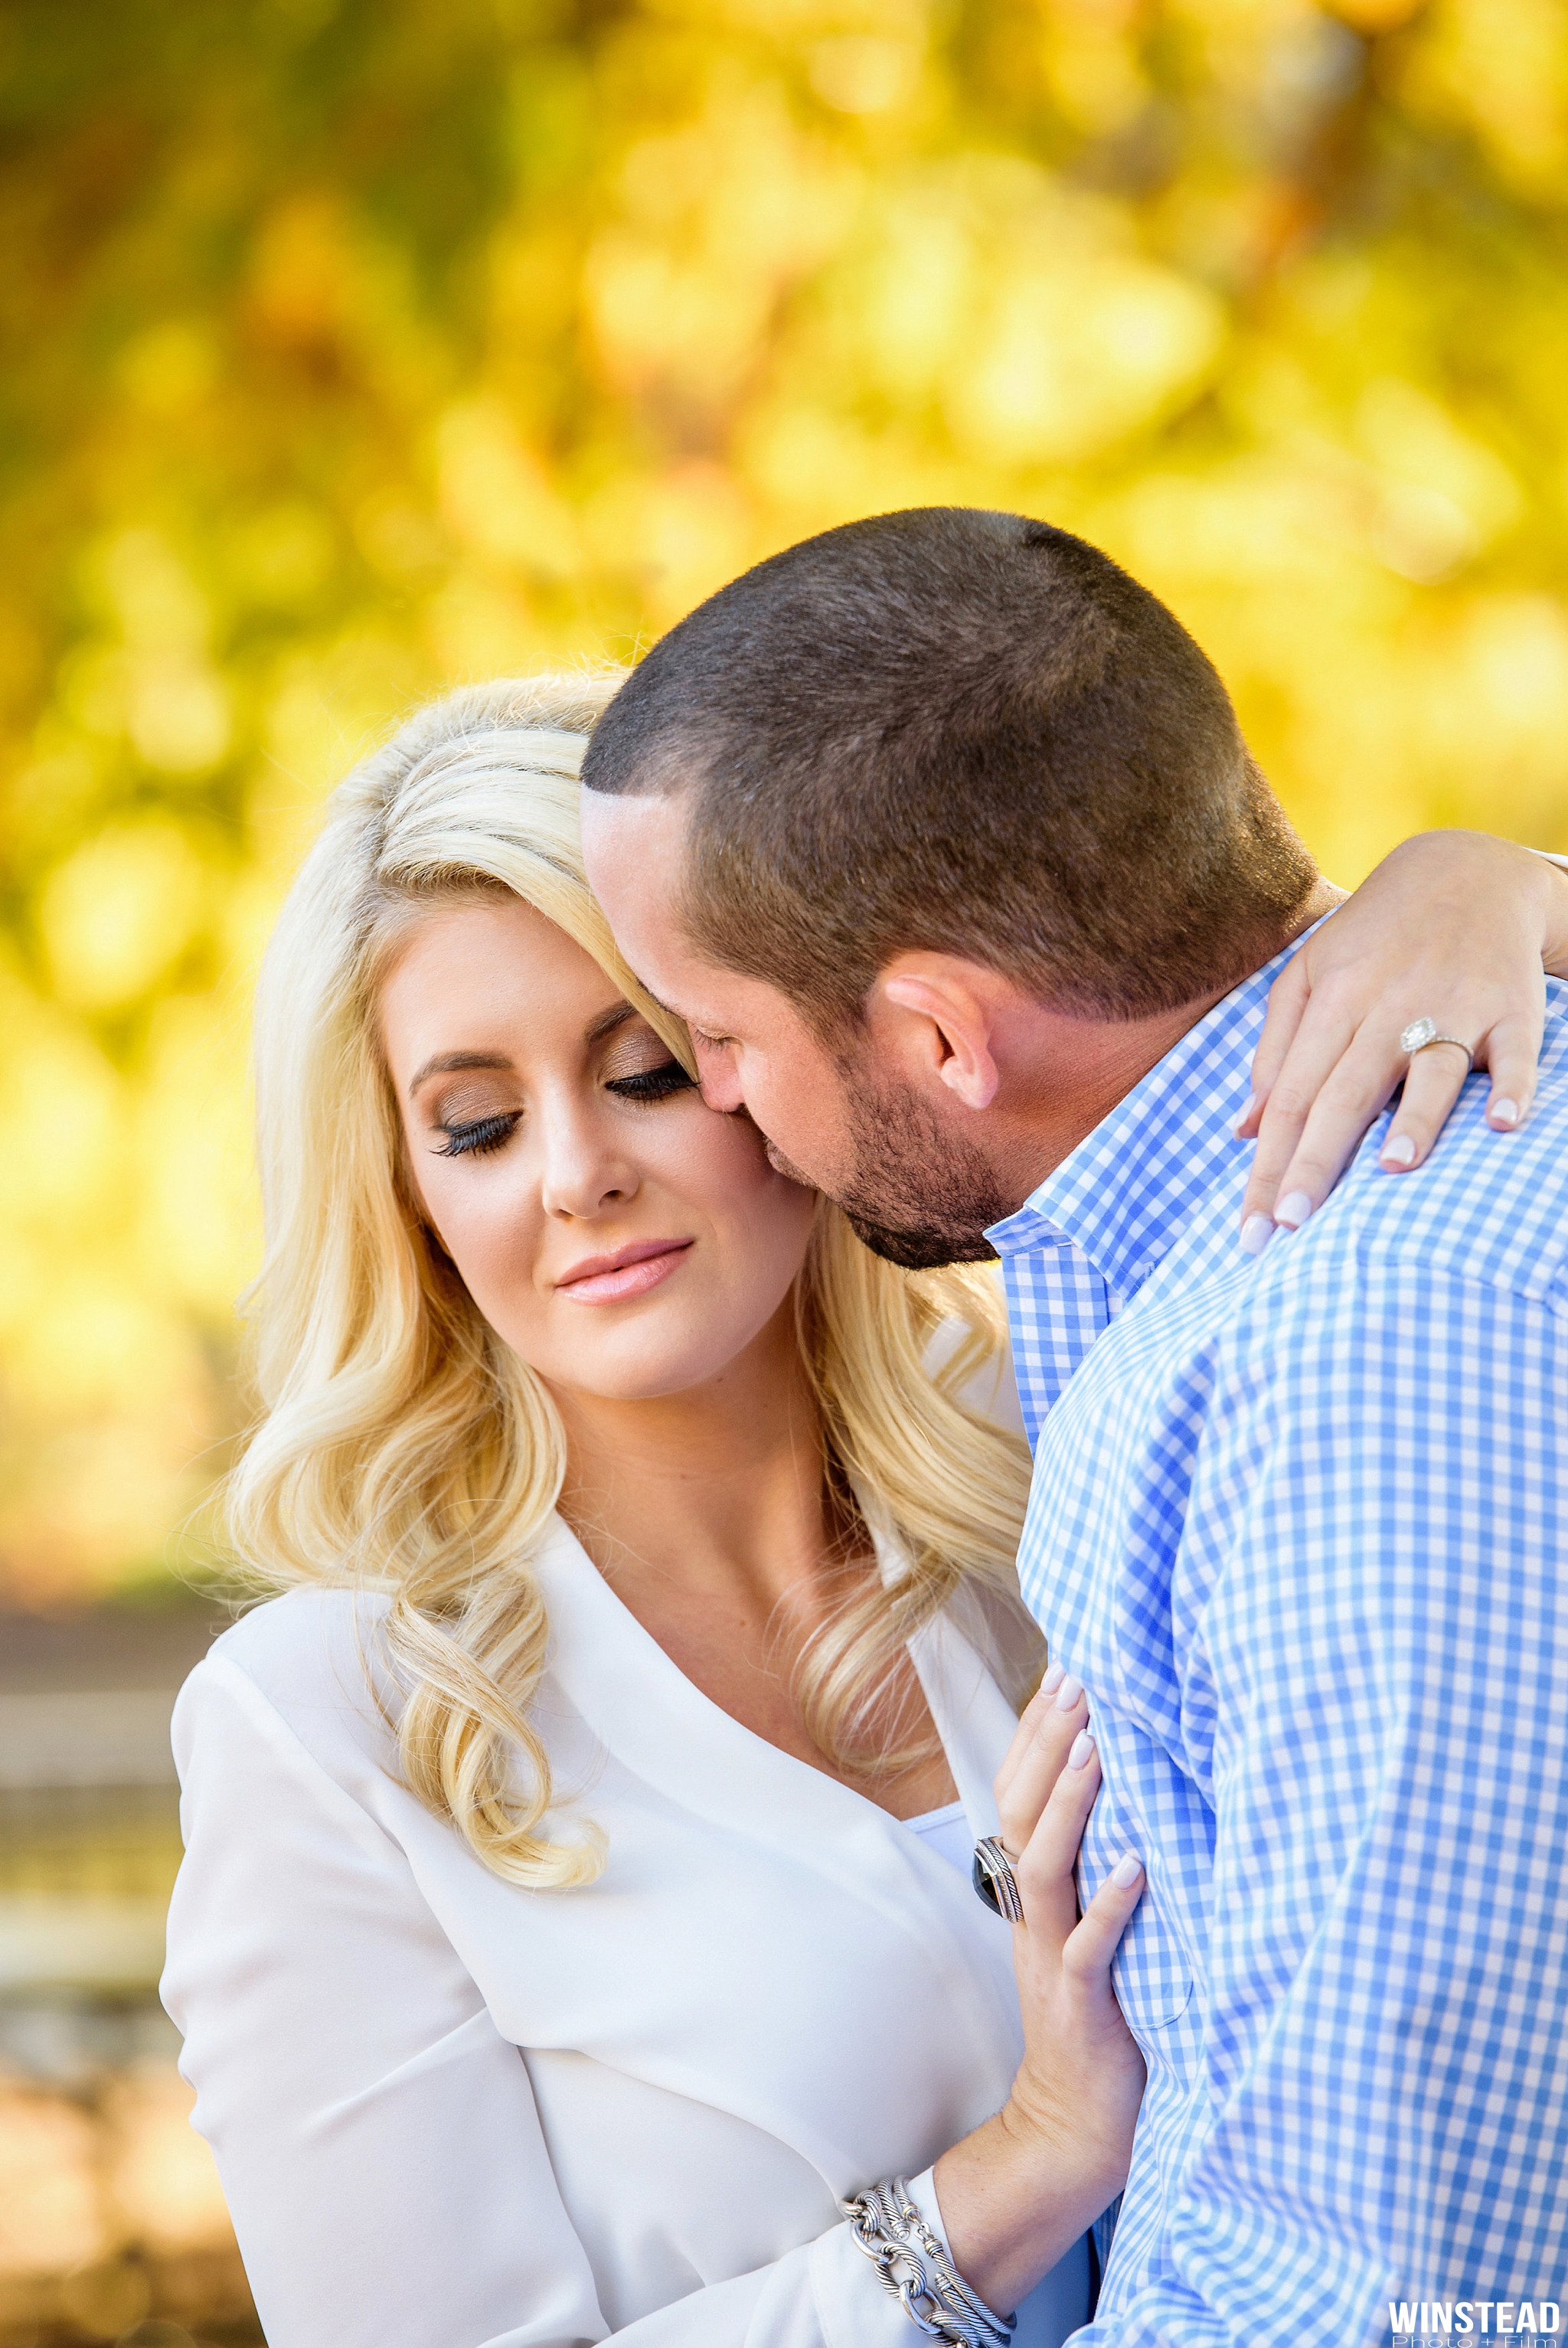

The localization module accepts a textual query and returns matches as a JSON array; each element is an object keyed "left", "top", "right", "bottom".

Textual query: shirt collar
[{"left": 985, "top": 934, "right": 1309, "bottom": 1299}]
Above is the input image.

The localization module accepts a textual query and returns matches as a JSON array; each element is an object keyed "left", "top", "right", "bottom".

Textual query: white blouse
[
  {"left": 900, "top": 1799, "right": 975, "bottom": 1878},
  {"left": 161, "top": 1517, "right": 1092, "bottom": 2348}
]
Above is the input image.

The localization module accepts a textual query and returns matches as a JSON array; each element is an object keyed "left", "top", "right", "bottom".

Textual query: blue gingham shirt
[{"left": 989, "top": 947, "right": 1568, "bottom": 2348}]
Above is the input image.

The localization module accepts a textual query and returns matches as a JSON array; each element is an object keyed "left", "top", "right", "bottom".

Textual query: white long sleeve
[
  {"left": 165, "top": 1651, "right": 940, "bottom": 2348},
  {"left": 162, "top": 1533, "right": 1089, "bottom": 2347}
]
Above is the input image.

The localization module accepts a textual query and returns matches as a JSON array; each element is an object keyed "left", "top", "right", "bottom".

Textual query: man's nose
[{"left": 694, "top": 1044, "right": 744, "bottom": 1115}]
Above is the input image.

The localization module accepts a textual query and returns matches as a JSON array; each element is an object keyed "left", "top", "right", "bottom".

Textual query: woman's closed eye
[
  {"left": 435, "top": 1110, "right": 520, "bottom": 1158},
  {"left": 432, "top": 1058, "right": 694, "bottom": 1154},
  {"left": 604, "top": 1058, "right": 696, "bottom": 1104}
]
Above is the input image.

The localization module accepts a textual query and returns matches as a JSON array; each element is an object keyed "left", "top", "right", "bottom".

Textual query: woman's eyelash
[
  {"left": 606, "top": 1060, "right": 696, "bottom": 1103},
  {"left": 435, "top": 1111, "right": 520, "bottom": 1158},
  {"left": 433, "top": 1062, "right": 692, "bottom": 1153}
]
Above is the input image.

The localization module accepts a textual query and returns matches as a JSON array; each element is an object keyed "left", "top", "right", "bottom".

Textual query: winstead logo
[{"left": 1389, "top": 2307, "right": 1560, "bottom": 2337}]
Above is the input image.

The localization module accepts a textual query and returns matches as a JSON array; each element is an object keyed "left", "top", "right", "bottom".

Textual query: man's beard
[{"left": 825, "top": 1069, "right": 1014, "bottom": 1269}]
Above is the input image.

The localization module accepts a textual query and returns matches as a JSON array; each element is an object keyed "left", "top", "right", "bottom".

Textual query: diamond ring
[{"left": 1400, "top": 1017, "right": 1474, "bottom": 1073}]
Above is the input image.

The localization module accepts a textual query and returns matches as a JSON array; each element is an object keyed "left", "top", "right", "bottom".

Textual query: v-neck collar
[
  {"left": 506, "top": 1517, "right": 1030, "bottom": 2182},
  {"left": 530, "top": 1514, "right": 1014, "bottom": 1846}
]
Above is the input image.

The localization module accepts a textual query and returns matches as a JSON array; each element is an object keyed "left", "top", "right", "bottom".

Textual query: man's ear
[{"left": 875, "top": 960, "right": 1001, "bottom": 1111}]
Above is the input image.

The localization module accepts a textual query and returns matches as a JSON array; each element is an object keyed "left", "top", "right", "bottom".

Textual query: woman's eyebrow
[
  {"left": 407, "top": 1050, "right": 514, "bottom": 1097},
  {"left": 583, "top": 1001, "right": 638, "bottom": 1045}
]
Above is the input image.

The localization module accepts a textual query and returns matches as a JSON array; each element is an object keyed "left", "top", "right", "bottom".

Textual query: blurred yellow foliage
[
  {"left": 1, "top": 0, "right": 1566, "bottom": 1598},
  {"left": 0, "top": 2069, "right": 237, "bottom": 2326}
]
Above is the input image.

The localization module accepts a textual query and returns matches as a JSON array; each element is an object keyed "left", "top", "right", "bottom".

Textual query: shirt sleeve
[
  {"left": 159, "top": 1654, "right": 936, "bottom": 2348},
  {"left": 1093, "top": 1263, "right": 1568, "bottom": 2347}
]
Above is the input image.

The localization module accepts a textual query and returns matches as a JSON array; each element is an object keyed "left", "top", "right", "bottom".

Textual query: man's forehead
[
  {"left": 644, "top": 945, "right": 785, "bottom": 1034},
  {"left": 580, "top": 792, "right": 805, "bottom": 1038},
  {"left": 580, "top": 789, "right": 688, "bottom": 937},
  {"left": 580, "top": 785, "right": 687, "bottom": 851}
]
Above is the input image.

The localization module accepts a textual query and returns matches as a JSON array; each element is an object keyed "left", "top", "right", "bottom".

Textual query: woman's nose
[{"left": 537, "top": 1109, "right": 640, "bottom": 1222}]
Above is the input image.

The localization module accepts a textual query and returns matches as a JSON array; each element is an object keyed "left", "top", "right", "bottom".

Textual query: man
[{"left": 580, "top": 509, "right": 1568, "bottom": 2346}]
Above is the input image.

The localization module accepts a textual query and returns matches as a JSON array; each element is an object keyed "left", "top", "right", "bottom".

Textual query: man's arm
[{"left": 1103, "top": 1259, "right": 1568, "bottom": 2348}]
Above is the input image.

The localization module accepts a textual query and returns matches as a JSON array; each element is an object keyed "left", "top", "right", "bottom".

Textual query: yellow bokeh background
[{"left": 4, "top": 0, "right": 1568, "bottom": 1602}]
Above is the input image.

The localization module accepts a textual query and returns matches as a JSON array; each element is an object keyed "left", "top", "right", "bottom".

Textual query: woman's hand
[
  {"left": 1239, "top": 831, "right": 1568, "bottom": 1249},
  {"left": 931, "top": 1670, "right": 1145, "bottom": 2318},
  {"left": 995, "top": 1671, "right": 1146, "bottom": 2188}
]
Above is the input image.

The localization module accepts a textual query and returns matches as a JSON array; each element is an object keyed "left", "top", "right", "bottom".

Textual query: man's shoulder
[
  {"left": 1031, "top": 991, "right": 1568, "bottom": 1453},
  {"left": 1129, "top": 994, "right": 1568, "bottom": 1386},
  {"left": 1288, "top": 992, "right": 1568, "bottom": 1310}
]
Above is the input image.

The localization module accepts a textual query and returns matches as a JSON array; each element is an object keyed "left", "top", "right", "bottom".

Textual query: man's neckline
[{"left": 985, "top": 930, "right": 1313, "bottom": 1299}]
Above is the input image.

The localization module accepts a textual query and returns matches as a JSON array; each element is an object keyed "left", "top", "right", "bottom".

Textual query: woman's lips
[{"left": 554, "top": 1238, "right": 694, "bottom": 1304}]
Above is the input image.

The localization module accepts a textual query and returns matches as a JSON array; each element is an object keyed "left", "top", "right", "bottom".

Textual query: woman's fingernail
[
  {"left": 1240, "top": 1213, "right": 1275, "bottom": 1257},
  {"left": 1491, "top": 1099, "right": 1521, "bottom": 1129},
  {"left": 1054, "top": 1674, "right": 1084, "bottom": 1713},
  {"left": 1067, "top": 1729, "right": 1096, "bottom": 1771},
  {"left": 1275, "top": 1190, "right": 1313, "bottom": 1230},
  {"left": 1040, "top": 1661, "right": 1066, "bottom": 1697},
  {"left": 1233, "top": 1092, "right": 1258, "bottom": 1135},
  {"left": 1111, "top": 1850, "right": 1144, "bottom": 1888},
  {"left": 1381, "top": 1133, "right": 1418, "bottom": 1168}
]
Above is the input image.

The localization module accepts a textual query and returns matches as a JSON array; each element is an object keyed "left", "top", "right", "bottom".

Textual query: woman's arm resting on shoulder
[
  {"left": 931, "top": 1680, "right": 1145, "bottom": 2321},
  {"left": 1239, "top": 831, "right": 1568, "bottom": 1243}
]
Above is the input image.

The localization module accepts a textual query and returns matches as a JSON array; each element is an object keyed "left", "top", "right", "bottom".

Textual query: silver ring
[
  {"left": 972, "top": 1837, "right": 1024, "bottom": 1924},
  {"left": 1400, "top": 1017, "right": 1474, "bottom": 1073}
]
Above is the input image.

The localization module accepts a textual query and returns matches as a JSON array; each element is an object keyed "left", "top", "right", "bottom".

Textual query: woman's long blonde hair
[{"left": 230, "top": 672, "right": 1037, "bottom": 1888}]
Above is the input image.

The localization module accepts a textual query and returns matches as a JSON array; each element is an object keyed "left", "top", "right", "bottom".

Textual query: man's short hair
[{"left": 581, "top": 508, "right": 1316, "bottom": 1029}]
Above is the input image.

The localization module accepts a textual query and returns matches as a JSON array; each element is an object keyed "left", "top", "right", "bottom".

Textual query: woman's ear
[{"left": 875, "top": 962, "right": 1001, "bottom": 1111}]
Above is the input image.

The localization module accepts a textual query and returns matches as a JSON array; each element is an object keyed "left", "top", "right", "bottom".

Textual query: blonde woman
[{"left": 162, "top": 675, "right": 1565, "bottom": 2348}]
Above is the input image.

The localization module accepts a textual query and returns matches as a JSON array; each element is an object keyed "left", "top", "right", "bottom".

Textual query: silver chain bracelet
[{"left": 839, "top": 2178, "right": 1014, "bottom": 2346}]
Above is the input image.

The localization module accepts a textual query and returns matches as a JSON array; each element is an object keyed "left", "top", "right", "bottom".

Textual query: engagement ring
[{"left": 1400, "top": 1017, "right": 1474, "bottom": 1073}]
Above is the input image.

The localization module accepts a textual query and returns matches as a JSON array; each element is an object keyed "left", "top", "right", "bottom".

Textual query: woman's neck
[
  {"left": 550, "top": 1297, "right": 846, "bottom": 1626},
  {"left": 547, "top": 1299, "right": 958, "bottom": 1819}
]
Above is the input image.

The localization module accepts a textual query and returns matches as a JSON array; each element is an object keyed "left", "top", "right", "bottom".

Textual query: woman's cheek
[
  {"left": 659, "top": 1100, "right": 781, "bottom": 1201},
  {"left": 681, "top": 1130, "right": 817, "bottom": 1273},
  {"left": 420, "top": 1173, "right": 538, "bottom": 1322}
]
